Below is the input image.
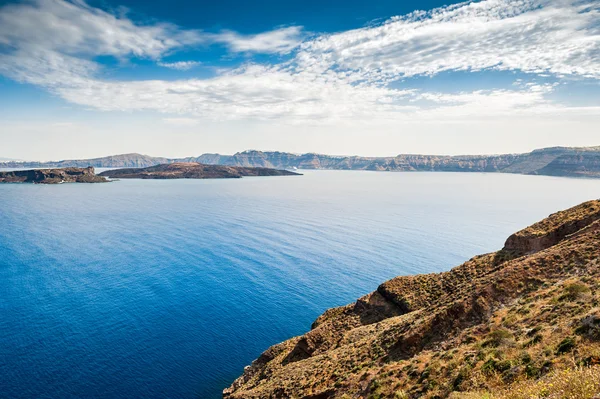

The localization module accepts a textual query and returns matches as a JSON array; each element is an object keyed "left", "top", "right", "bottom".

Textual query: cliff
[
  {"left": 224, "top": 200, "right": 600, "bottom": 399},
  {"left": 0, "top": 167, "right": 107, "bottom": 184},
  {"left": 98, "top": 162, "right": 301, "bottom": 179},
  {"left": 4, "top": 146, "right": 600, "bottom": 178}
]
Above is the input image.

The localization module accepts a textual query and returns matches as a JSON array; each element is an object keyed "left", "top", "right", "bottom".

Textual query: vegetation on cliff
[{"left": 224, "top": 200, "right": 600, "bottom": 399}]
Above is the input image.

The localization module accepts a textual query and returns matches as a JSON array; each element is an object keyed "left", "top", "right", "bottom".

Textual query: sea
[{"left": 1, "top": 169, "right": 599, "bottom": 399}]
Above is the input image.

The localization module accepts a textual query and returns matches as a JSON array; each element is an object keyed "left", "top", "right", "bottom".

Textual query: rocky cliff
[
  {"left": 4, "top": 146, "right": 600, "bottom": 178},
  {"left": 98, "top": 162, "right": 300, "bottom": 179},
  {"left": 0, "top": 167, "right": 107, "bottom": 184},
  {"left": 224, "top": 200, "right": 600, "bottom": 399}
]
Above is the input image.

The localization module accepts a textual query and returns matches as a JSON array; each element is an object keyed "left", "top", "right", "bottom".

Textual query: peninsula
[
  {"left": 224, "top": 200, "right": 600, "bottom": 399},
  {"left": 0, "top": 167, "right": 107, "bottom": 184},
  {"left": 98, "top": 162, "right": 301, "bottom": 179}
]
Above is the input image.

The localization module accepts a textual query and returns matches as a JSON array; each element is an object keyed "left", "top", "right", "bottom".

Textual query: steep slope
[{"left": 224, "top": 200, "right": 600, "bottom": 399}]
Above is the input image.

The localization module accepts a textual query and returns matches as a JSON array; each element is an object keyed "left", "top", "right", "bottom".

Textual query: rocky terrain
[
  {"left": 98, "top": 162, "right": 300, "bottom": 179},
  {"left": 4, "top": 146, "right": 600, "bottom": 178},
  {"left": 0, "top": 167, "right": 107, "bottom": 184},
  {"left": 224, "top": 200, "right": 600, "bottom": 399}
]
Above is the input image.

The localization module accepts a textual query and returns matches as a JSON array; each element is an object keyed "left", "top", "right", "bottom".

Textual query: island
[
  {"left": 98, "top": 162, "right": 301, "bottom": 179},
  {"left": 0, "top": 167, "right": 108, "bottom": 184},
  {"left": 224, "top": 200, "right": 600, "bottom": 399}
]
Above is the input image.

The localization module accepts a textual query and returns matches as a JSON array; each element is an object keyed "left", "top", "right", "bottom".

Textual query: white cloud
[
  {"left": 0, "top": 0, "right": 598, "bottom": 128},
  {"left": 298, "top": 0, "right": 600, "bottom": 81},
  {"left": 49, "top": 67, "right": 591, "bottom": 124},
  {"left": 0, "top": 0, "right": 200, "bottom": 59},
  {"left": 212, "top": 26, "right": 304, "bottom": 54},
  {"left": 158, "top": 61, "right": 202, "bottom": 70},
  {"left": 0, "top": 0, "right": 303, "bottom": 61}
]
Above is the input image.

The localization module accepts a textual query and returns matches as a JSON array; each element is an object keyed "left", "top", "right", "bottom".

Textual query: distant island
[
  {"left": 3, "top": 145, "right": 600, "bottom": 178},
  {"left": 0, "top": 167, "right": 107, "bottom": 184},
  {"left": 0, "top": 164, "right": 300, "bottom": 184},
  {"left": 98, "top": 162, "right": 301, "bottom": 179},
  {"left": 224, "top": 200, "right": 600, "bottom": 398}
]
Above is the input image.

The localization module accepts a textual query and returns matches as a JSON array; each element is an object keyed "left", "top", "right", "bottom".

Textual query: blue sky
[{"left": 0, "top": 0, "right": 599, "bottom": 160}]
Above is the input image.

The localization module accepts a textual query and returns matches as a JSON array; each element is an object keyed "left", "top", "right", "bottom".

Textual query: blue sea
[{"left": 1, "top": 170, "right": 599, "bottom": 399}]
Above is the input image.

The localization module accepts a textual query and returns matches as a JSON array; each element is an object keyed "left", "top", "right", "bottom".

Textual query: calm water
[{"left": 1, "top": 170, "right": 599, "bottom": 399}]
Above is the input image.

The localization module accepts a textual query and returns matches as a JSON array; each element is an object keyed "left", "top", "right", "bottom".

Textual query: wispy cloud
[
  {"left": 158, "top": 61, "right": 202, "bottom": 70},
  {"left": 211, "top": 26, "right": 304, "bottom": 54},
  {"left": 0, "top": 0, "right": 200, "bottom": 59},
  {"left": 298, "top": 0, "right": 600, "bottom": 81},
  {"left": 0, "top": 0, "right": 598, "bottom": 126},
  {"left": 0, "top": 0, "right": 303, "bottom": 61}
]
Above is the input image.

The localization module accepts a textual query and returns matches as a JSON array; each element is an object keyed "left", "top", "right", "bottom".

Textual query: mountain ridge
[{"left": 2, "top": 145, "right": 600, "bottom": 178}]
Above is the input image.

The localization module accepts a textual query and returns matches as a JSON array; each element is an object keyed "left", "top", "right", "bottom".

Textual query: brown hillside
[{"left": 224, "top": 200, "right": 600, "bottom": 399}]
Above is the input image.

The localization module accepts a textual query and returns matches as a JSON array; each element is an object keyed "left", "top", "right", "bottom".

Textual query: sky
[{"left": 0, "top": 0, "right": 599, "bottom": 160}]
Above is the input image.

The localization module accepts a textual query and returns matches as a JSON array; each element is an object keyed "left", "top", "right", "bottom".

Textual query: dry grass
[{"left": 452, "top": 367, "right": 600, "bottom": 399}]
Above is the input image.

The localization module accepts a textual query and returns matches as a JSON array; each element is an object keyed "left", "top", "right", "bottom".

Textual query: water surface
[{"left": 1, "top": 170, "right": 599, "bottom": 398}]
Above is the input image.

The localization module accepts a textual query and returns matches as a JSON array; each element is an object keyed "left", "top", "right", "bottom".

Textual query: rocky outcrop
[
  {"left": 0, "top": 167, "right": 107, "bottom": 184},
  {"left": 503, "top": 200, "right": 600, "bottom": 255},
  {"left": 4, "top": 146, "right": 600, "bottom": 178},
  {"left": 224, "top": 200, "right": 600, "bottom": 399},
  {"left": 98, "top": 162, "right": 301, "bottom": 179}
]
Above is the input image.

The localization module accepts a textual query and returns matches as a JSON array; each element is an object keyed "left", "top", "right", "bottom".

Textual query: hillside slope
[
  {"left": 224, "top": 200, "right": 600, "bottom": 399},
  {"left": 3, "top": 146, "right": 600, "bottom": 178}
]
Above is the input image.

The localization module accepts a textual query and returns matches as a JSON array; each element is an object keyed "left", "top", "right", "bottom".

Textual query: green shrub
[
  {"left": 574, "top": 315, "right": 600, "bottom": 340},
  {"left": 482, "top": 329, "right": 513, "bottom": 348},
  {"left": 482, "top": 358, "right": 512, "bottom": 375},
  {"left": 559, "top": 283, "right": 591, "bottom": 301},
  {"left": 556, "top": 337, "right": 576, "bottom": 354}
]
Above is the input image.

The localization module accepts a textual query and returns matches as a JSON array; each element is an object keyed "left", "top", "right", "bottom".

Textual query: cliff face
[
  {"left": 224, "top": 200, "right": 600, "bottom": 399},
  {"left": 98, "top": 162, "right": 300, "bottom": 179},
  {"left": 4, "top": 146, "right": 600, "bottom": 178},
  {"left": 0, "top": 167, "right": 107, "bottom": 184},
  {"left": 534, "top": 153, "right": 600, "bottom": 177},
  {"left": 186, "top": 146, "right": 600, "bottom": 176}
]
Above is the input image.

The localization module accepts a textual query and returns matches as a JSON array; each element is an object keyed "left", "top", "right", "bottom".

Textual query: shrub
[
  {"left": 526, "top": 326, "right": 542, "bottom": 337},
  {"left": 482, "top": 358, "right": 512, "bottom": 375},
  {"left": 556, "top": 336, "right": 576, "bottom": 354},
  {"left": 524, "top": 363, "right": 539, "bottom": 378},
  {"left": 520, "top": 351, "right": 532, "bottom": 365},
  {"left": 559, "top": 283, "right": 591, "bottom": 301},
  {"left": 574, "top": 315, "right": 600, "bottom": 340},
  {"left": 483, "top": 329, "right": 513, "bottom": 348}
]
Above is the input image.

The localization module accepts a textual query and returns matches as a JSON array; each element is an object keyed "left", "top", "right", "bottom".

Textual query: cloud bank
[{"left": 0, "top": 0, "right": 598, "bottom": 124}]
